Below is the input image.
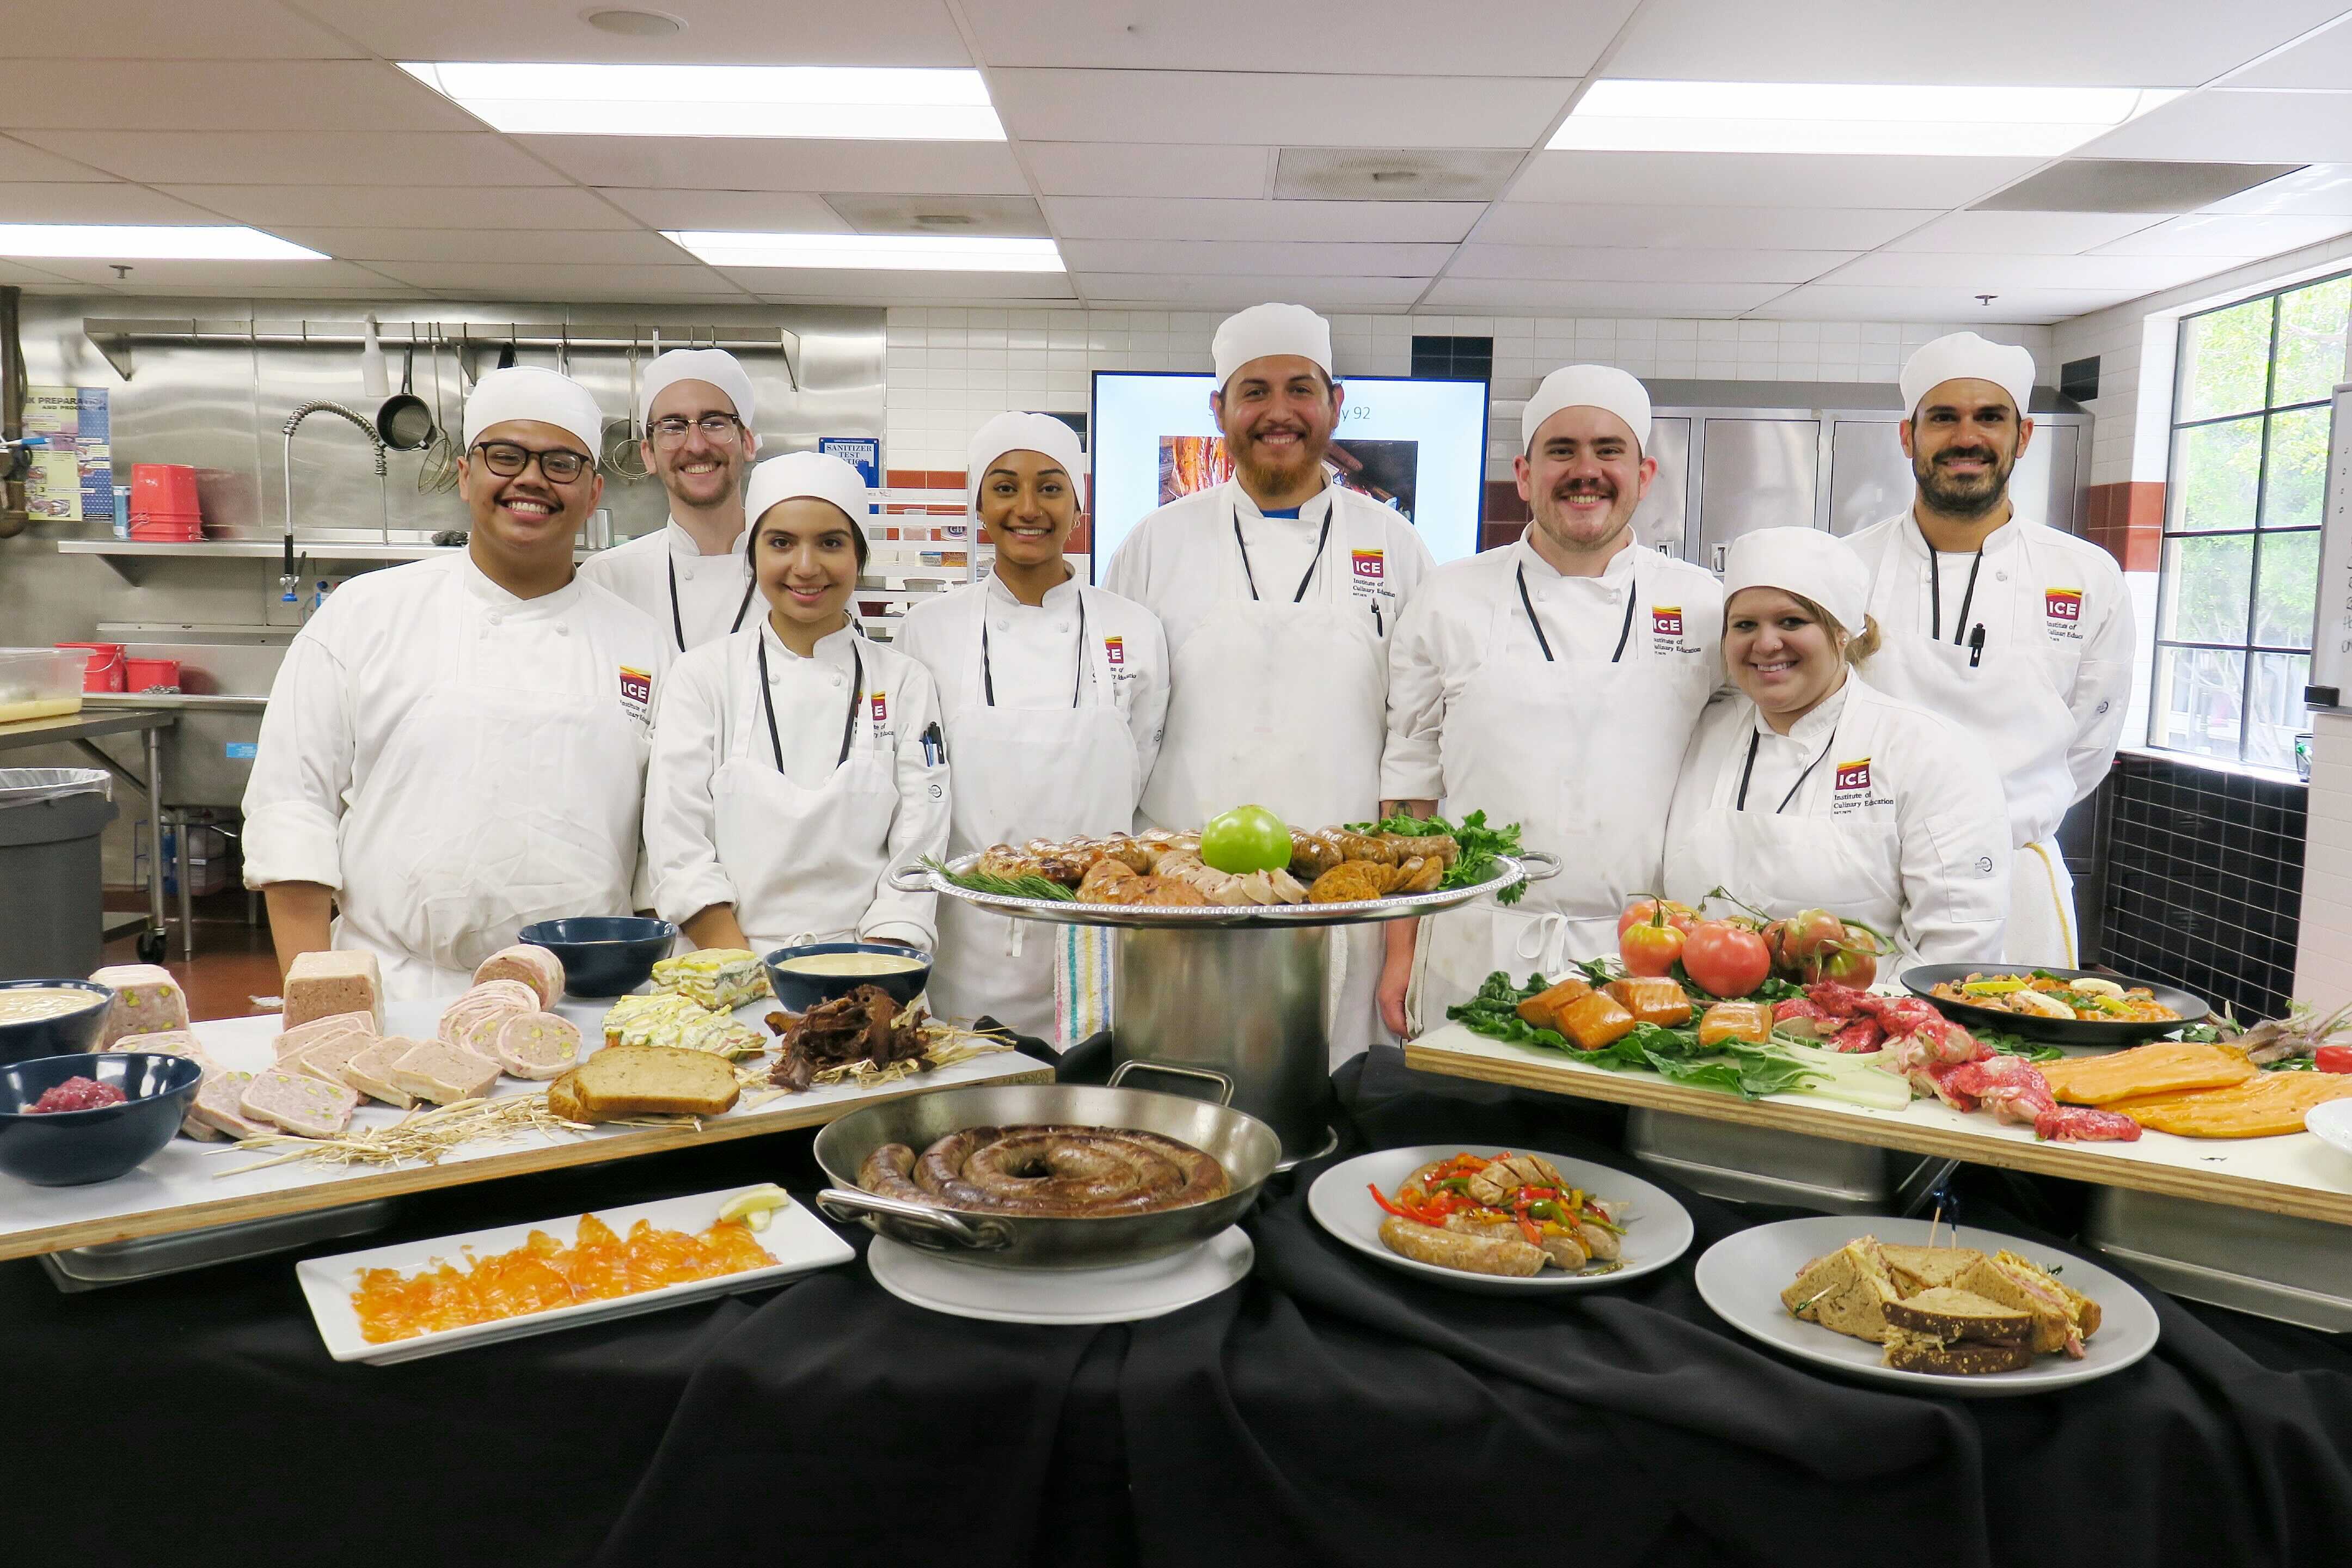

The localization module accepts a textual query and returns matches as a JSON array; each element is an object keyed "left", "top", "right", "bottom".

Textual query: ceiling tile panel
[
  {"left": 960, "top": 0, "right": 1639, "bottom": 75},
  {"left": 1042, "top": 197, "right": 1480, "bottom": 242},
  {"left": 0, "top": 136, "right": 111, "bottom": 181},
  {"left": 0, "top": 259, "right": 85, "bottom": 286},
  {"left": 2078, "top": 90, "right": 2352, "bottom": 163},
  {"left": 1423, "top": 278, "right": 1784, "bottom": 314},
  {"left": 1508, "top": 152, "right": 2037, "bottom": 210},
  {"left": 1449, "top": 243, "right": 1855, "bottom": 284},
  {"left": 1023, "top": 141, "right": 1272, "bottom": 198},
  {"left": 594, "top": 188, "right": 851, "bottom": 232},
  {"left": 1885, "top": 210, "right": 2170, "bottom": 253},
  {"left": 22, "top": 258, "right": 411, "bottom": 290},
  {"left": 1602, "top": 0, "right": 2348, "bottom": 85},
  {"left": 298, "top": 0, "right": 975, "bottom": 66},
  {"left": 2, "top": 1, "right": 362, "bottom": 59},
  {"left": 0, "top": 182, "right": 232, "bottom": 224},
  {"left": 989, "top": 70, "right": 1575, "bottom": 148},
  {"left": 1760, "top": 284, "right": 2135, "bottom": 323},
  {"left": 364, "top": 260, "right": 754, "bottom": 300},
  {"left": 514, "top": 135, "right": 1029, "bottom": 194},
  {"left": 1832, "top": 250, "right": 2240, "bottom": 291},
  {"left": 1076, "top": 273, "right": 1431, "bottom": 307},
  {"left": 2200, "top": 164, "right": 2352, "bottom": 215},
  {"left": 1472, "top": 203, "right": 1937, "bottom": 250},
  {"left": 2219, "top": 18, "right": 2352, "bottom": 88},
  {"left": 1059, "top": 239, "right": 1456, "bottom": 274},
  {"left": 737, "top": 268, "right": 1079, "bottom": 302},
  {"left": 0, "top": 62, "right": 482, "bottom": 133},
  {"left": 2088, "top": 212, "right": 2352, "bottom": 255},
  {"left": 160, "top": 183, "right": 640, "bottom": 229},
  {"left": 13, "top": 130, "right": 561, "bottom": 186},
  {"left": 263, "top": 228, "right": 702, "bottom": 265}
]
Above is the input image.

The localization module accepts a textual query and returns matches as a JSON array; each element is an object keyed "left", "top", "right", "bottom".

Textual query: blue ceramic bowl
[
  {"left": 0, "top": 979, "right": 116, "bottom": 1068},
  {"left": 0, "top": 1051, "right": 204, "bottom": 1186},
  {"left": 518, "top": 917, "right": 678, "bottom": 998},
  {"left": 763, "top": 941, "right": 932, "bottom": 1015}
]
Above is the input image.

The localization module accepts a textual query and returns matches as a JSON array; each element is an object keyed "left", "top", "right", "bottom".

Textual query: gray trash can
[{"left": 0, "top": 769, "right": 119, "bottom": 981}]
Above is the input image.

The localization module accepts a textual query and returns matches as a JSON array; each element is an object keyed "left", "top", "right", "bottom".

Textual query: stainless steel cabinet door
[
  {"left": 1696, "top": 418, "right": 1820, "bottom": 572},
  {"left": 1828, "top": 417, "right": 1914, "bottom": 537},
  {"left": 1630, "top": 415, "right": 1691, "bottom": 558},
  {"left": 2014, "top": 420, "right": 2082, "bottom": 534}
]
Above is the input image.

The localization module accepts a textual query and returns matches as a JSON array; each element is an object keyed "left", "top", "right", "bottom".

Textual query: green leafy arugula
[
  {"left": 1445, "top": 970, "right": 1826, "bottom": 1100},
  {"left": 1973, "top": 1028, "right": 2065, "bottom": 1064},
  {"left": 1348, "top": 808, "right": 1528, "bottom": 905}
]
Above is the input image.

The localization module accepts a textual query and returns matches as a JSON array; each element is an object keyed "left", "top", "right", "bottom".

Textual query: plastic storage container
[
  {"left": 0, "top": 769, "right": 118, "bottom": 980},
  {"left": 53, "top": 643, "right": 122, "bottom": 695},
  {"left": 1, "top": 648, "right": 93, "bottom": 722}
]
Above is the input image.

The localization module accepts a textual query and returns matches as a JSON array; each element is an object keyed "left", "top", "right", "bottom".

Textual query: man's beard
[
  {"left": 1914, "top": 443, "right": 2016, "bottom": 518},
  {"left": 1534, "top": 483, "right": 1634, "bottom": 552},
  {"left": 1230, "top": 428, "right": 1326, "bottom": 495}
]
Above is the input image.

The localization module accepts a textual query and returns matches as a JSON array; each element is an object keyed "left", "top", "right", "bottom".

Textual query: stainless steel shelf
[{"left": 56, "top": 538, "right": 593, "bottom": 583}]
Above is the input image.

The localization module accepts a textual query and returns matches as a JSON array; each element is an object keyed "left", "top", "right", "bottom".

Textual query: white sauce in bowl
[
  {"left": 774, "top": 952, "right": 926, "bottom": 977},
  {"left": 0, "top": 987, "right": 103, "bottom": 1024}
]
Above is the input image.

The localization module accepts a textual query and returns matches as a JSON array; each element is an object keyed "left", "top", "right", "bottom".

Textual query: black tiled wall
[{"left": 2097, "top": 755, "right": 2307, "bottom": 1022}]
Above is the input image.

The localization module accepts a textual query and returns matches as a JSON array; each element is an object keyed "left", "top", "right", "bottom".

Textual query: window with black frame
[{"left": 2153, "top": 270, "right": 2350, "bottom": 768}]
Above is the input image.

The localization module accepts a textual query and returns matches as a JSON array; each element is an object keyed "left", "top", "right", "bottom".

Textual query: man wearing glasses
[
  {"left": 580, "top": 348, "right": 761, "bottom": 651},
  {"left": 242, "top": 366, "right": 671, "bottom": 997}
]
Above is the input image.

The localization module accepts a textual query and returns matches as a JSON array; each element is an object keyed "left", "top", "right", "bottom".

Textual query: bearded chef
[
  {"left": 1379, "top": 365, "right": 1723, "bottom": 1036},
  {"left": 645, "top": 451, "right": 948, "bottom": 957},
  {"left": 1846, "top": 333, "right": 2130, "bottom": 964},
  {"left": 578, "top": 347, "right": 759, "bottom": 651},
  {"left": 1661, "top": 528, "right": 2010, "bottom": 966},
  {"left": 243, "top": 366, "right": 669, "bottom": 998},
  {"left": 897, "top": 413, "right": 1167, "bottom": 1040},
  {"left": 1104, "top": 303, "right": 1434, "bottom": 1061}
]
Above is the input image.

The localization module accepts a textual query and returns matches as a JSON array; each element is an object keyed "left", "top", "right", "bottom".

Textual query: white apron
[
  {"left": 712, "top": 635, "right": 904, "bottom": 956},
  {"left": 336, "top": 610, "right": 648, "bottom": 1000},
  {"left": 1408, "top": 554, "right": 1714, "bottom": 1033},
  {"left": 1661, "top": 700, "right": 1918, "bottom": 970},
  {"left": 933, "top": 590, "right": 1138, "bottom": 1040},
  {"left": 1865, "top": 523, "right": 2078, "bottom": 965},
  {"left": 1137, "top": 487, "right": 1389, "bottom": 1061}
]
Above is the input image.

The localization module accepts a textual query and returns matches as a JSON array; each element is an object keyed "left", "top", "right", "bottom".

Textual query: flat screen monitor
[{"left": 1086, "top": 371, "right": 1490, "bottom": 580}]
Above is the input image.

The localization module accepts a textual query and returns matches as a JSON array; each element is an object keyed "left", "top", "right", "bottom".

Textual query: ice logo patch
[
  {"left": 870, "top": 691, "right": 888, "bottom": 724},
  {"left": 2046, "top": 587, "right": 2082, "bottom": 622},
  {"left": 1652, "top": 606, "right": 1683, "bottom": 637},
  {"left": 1351, "top": 549, "right": 1384, "bottom": 581},
  {"left": 1834, "top": 758, "right": 1872, "bottom": 792},
  {"left": 618, "top": 665, "right": 652, "bottom": 721},
  {"left": 1105, "top": 635, "right": 1125, "bottom": 667}
]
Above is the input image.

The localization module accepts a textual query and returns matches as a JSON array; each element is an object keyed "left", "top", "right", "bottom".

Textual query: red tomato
[
  {"left": 1682, "top": 920, "right": 1774, "bottom": 999},
  {"left": 1620, "top": 917, "right": 1686, "bottom": 978},
  {"left": 1766, "top": 908, "right": 1881, "bottom": 989},
  {"left": 2316, "top": 1045, "right": 2352, "bottom": 1074},
  {"left": 1617, "top": 899, "right": 1698, "bottom": 941}
]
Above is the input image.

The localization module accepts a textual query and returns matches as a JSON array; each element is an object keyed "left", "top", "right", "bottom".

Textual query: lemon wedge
[{"left": 717, "top": 1185, "right": 793, "bottom": 1231}]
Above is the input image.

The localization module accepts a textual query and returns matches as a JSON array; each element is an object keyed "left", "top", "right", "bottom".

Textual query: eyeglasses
[
  {"left": 470, "top": 440, "right": 593, "bottom": 484},
  {"left": 648, "top": 413, "right": 745, "bottom": 446}
]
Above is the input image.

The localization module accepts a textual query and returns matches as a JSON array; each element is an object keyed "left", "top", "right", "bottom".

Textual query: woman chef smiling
[
  {"left": 897, "top": 413, "right": 1167, "bottom": 1040},
  {"left": 1660, "top": 527, "right": 2011, "bottom": 969},
  {"left": 645, "top": 451, "right": 948, "bottom": 956}
]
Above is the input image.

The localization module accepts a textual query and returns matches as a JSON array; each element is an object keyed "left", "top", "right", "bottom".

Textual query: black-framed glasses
[
  {"left": 648, "top": 413, "right": 745, "bottom": 446},
  {"left": 470, "top": 440, "right": 594, "bottom": 483}
]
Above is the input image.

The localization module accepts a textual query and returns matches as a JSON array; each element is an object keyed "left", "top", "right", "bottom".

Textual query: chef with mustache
[
  {"left": 578, "top": 347, "right": 759, "bottom": 651},
  {"left": 1846, "top": 333, "right": 2131, "bottom": 965},
  {"left": 1378, "top": 365, "right": 1722, "bottom": 1034},
  {"left": 1104, "top": 303, "right": 1433, "bottom": 1061},
  {"left": 242, "top": 366, "right": 669, "bottom": 997}
]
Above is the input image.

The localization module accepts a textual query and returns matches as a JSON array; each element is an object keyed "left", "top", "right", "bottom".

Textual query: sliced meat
[
  {"left": 290, "top": 1029, "right": 378, "bottom": 1089},
  {"left": 473, "top": 944, "right": 566, "bottom": 1009},
  {"left": 387, "top": 1040, "right": 503, "bottom": 1105},
  {"left": 436, "top": 979, "right": 539, "bottom": 1044},
  {"left": 2033, "top": 1104, "right": 2143, "bottom": 1143},
  {"left": 238, "top": 1066, "right": 358, "bottom": 1138},
  {"left": 341, "top": 1039, "right": 418, "bottom": 1108},
  {"left": 491, "top": 1012, "right": 581, "bottom": 1081},
  {"left": 188, "top": 1069, "right": 271, "bottom": 1140},
  {"left": 273, "top": 1010, "right": 374, "bottom": 1059}
]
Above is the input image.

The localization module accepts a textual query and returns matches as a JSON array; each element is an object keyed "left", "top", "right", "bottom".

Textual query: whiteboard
[{"left": 2308, "top": 383, "right": 2352, "bottom": 710}]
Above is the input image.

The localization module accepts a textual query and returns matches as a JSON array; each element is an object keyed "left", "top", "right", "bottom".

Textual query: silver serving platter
[{"left": 890, "top": 849, "right": 1559, "bottom": 930}]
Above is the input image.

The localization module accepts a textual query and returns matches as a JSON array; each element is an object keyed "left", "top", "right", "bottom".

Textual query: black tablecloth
[{"left": 8, "top": 1048, "right": 2352, "bottom": 1568}]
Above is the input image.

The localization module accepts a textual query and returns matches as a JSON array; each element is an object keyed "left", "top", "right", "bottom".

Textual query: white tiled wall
[{"left": 884, "top": 307, "right": 2050, "bottom": 481}]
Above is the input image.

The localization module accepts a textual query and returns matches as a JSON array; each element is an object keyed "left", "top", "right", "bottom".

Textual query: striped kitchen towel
[{"left": 1055, "top": 922, "right": 1113, "bottom": 1047}]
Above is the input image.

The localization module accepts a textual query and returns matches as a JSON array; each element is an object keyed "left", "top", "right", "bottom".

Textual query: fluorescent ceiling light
[
  {"left": 0, "top": 225, "right": 327, "bottom": 261},
  {"left": 1550, "top": 81, "right": 2183, "bottom": 157},
  {"left": 401, "top": 62, "right": 1004, "bottom": 140},
  {"left": 666, "top": 231, "right": 1064, "bottom": 272}
]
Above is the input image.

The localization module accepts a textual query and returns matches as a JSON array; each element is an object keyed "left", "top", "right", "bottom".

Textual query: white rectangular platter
[
  {"left": 0, "top": 993, "right": 1050, "bottom": 1260},
  {"left": 296, "top": 1185, "right": 854, "bottom": 1364},
  {"left": 1404, "top": 1021, "right": 2352, "bottom": 1227}
]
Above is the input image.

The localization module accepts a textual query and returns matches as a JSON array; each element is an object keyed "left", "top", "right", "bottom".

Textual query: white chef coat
[
  {"left": 1846, "top": 510, "right": 2129, "bottom": 963},
  {"left": 1103, "top": 479, "right": 1434, "bottom": 1063},
  {"left": 644, "top": 617, "right": 947, "bottom": 950},
  {"left": 1661, "top": 673, "right": 2010, "bottom": 967},
  {"left": 1385, "top": 533, "right": 1722, "bottom": 1028},
  {"left": 242, "top": 551, "right": 670, "bottom": 999},
  {"left": 578, "top": 518, "right": 757, "bottom": 652},
  {"left": 896, "top": 572, "right": 1169, "bottom": 1038}
]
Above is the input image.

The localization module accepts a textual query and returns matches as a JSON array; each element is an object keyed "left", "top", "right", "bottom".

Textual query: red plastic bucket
[
  {"left": 56, "top": 642, "right": 125, "bottom": 693},
  {"left": 124, "top": 657, "right": 181, "bottom": 692},
  {"left": 130, "top": 464, "right": 201, "bottom": 516}
]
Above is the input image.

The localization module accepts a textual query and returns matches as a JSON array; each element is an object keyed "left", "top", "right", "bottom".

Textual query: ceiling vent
[
  {"left": 820, "top": 194, "right": 1050, "bottom": 237},
  {"left": 1972, "top": 160, "right": 2306, "bottom": 215},
  {"left": 1273, "top": 148, "right": 1520, "bottom": 201}
]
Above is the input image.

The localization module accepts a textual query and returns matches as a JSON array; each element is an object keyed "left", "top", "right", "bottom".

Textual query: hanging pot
[{"left": 375, "top": 344, "right": 434, "bottom": 451}]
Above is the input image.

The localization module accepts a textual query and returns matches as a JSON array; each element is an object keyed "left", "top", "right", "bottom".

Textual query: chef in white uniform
[
  {"left": 1662, "top": 528, "right": 2010, "bottom": 966},
  {"left": 645, "top": 450, "right": 948, "bottom": 956},
  {"left": 1846, "top": 333, "right": 2130, "bottom": 965},
  {"left": 1104, "top": 303, "right": 1433, "bottom": 1061},
  {"left": 243, "top": 367, "right": 669, "bottom": 999},
  {"left": 1380, "top": 365, "right": 1723, "bottom": 1035},
  {"left": 897, "top": 413, "right": 1168, "bottom": 1039},
  {"left": 578, "top": 348, "right": 760, "bottom": 651}
]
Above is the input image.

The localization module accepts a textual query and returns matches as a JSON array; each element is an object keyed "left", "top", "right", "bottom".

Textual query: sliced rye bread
[
  {"left": 544, "top": 1045, "right": 738, "bottom": 1124},
  {"left": 1882, "top": 1287, "right": 2032, "bottom": 1345},
  {"left": 1879, "top": 1244, "right": 1986, "bottom": 1298},
  {"left": 1781, "top": 1239, "right": 1899, "bottom": 1343},
  {"left": 1882, "top": 1327, "right": 2037, "bottom": 1376},
  {"left": 1953, "top": 1257, "right": 2086, "bottom": 1356}
]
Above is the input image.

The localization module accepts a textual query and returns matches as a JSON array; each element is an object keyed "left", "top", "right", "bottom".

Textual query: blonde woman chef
[
  {"left": 1660, "top": 527, "right": 2010, "bottom": 967},
  {"left": 897, "top": 413, "right": 1168, "bottom": 1039},
  {"left": 645, "top": 450, "right": 948, "bottom": 955}
]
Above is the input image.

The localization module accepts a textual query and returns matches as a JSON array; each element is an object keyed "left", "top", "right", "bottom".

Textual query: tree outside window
[{"left": 2154, "top": 271, "right": 2350, "bottom": 768}]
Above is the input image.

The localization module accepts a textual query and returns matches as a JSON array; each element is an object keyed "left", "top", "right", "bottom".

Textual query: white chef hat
[
  {"left": 1212, "top": 303, "right": 1333, "bottom": 390},
  {"left": 1521, "top": 364, "right": 1652, "bottom": 455},
  {"left": 966, "top": 411, "right": 1087, "bottom": 515},
  {"left": 463, "top": 366, "right": 605, "bottom": 458},
  {"left": 1899, "top": 331, "right": 2036, "bottom": 420},
  {"left": 638, "top": 347, "right": 757, "bottom": 431},
  {"left": 1723, "top": 527, "right": 1870, "bottom": 638},
  {"left": 745, "top": 449, "right": 871, "bottom": 530}
]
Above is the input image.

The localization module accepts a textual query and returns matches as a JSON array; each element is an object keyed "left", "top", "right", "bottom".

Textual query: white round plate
[
  {"left": 866, "top": 1227, "right": 1253, "bottom": 1326},
  {"left": 1307, "top": 1144, "right": 1694, "bottom": 1295},
  {"left": 1693, "top": 1215, "right": 2160, "bottom": 1398},
  {"left": 2306, "top": 1098, "right": 2352, "bottom": 1159}
]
